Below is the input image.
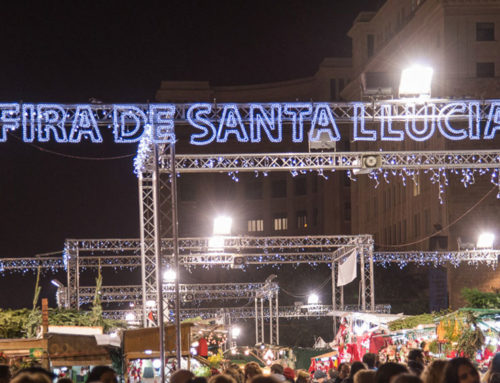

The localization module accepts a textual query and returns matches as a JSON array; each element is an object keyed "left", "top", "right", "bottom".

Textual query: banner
[{"left": 337, "top": 249, "right": 357, "bottom": 286}]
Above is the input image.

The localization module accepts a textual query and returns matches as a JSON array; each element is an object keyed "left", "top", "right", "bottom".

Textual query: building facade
[
  {"left": 156, "top": 0, "right": 500, "bottom": 311},
  {"left": 342, "top": 0, "right": 500, "bottom": 309}
]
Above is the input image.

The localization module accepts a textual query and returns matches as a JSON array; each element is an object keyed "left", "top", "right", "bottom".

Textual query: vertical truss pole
[
  {"left": 139, "top": 171, "right": 156, "bottom": 327},
  {"left": 76, "top": 252, "right": 80, "bottom": 309},
  {"left": 368, "top": 245, "right": 375, "bottom": 311},
  {"left": 275, "top": 292, "right": 279, "bottom": 345},
  {"left": 341, "top": 286, "right": 344, "bottom": 309},
  {"left": 331, "top": 261, "right": 337, "bottom": 335},
  {"left": 65, "top": 243, "right": 78, "bottom": 309},
  {"left": 269, "top": 296, "right": 273, "bottom": 345},
  {"left": 260, "top": 298, "right": 264, "bottom": 344},
  {"left": 170, "top": 144, "right": 182, "bottom": 367},
  {"left": 254, "top": 298, "right": 258, "bottom": 344},
  {"left": 153, "top": 144, "right": 166, "bottom": 383},
  {"left": 359, "top": 248, "right": 366, "bottom": 311}
]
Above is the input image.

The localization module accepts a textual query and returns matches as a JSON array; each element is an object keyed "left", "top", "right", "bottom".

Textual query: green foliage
[
  {"left": 193, "top": 365, "right": 211, "bottom": 377},
  {"left": 89, "top": 269, "right": 104, "bottom": 328},
  {"left": 0, "top": 308, "right": 127, "bottom": 339},
  {"left": 455, "top": 311, "right": 485, "bottom": 358},
  {"left": 388, "top": 312, "right": 440, "bottom": 331},
  {"left": 461, "top": 288, "right": 500, "bottom": 309}
]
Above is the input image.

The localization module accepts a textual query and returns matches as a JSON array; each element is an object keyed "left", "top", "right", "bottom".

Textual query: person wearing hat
[{"left": 314, "top": 370, "right": 328, "bottom": 383}]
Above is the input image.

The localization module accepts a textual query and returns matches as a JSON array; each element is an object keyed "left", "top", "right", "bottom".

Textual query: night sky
[{"left": 0, "top": 1, "right": 381, "bottom": 311}]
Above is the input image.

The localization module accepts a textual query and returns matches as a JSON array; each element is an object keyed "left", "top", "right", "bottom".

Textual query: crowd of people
[{"left": 0, "top": 352, "right": 498, "bottom": 383}]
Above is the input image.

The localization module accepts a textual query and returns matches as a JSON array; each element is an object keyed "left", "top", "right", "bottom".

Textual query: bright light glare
[
  {"left": 477, "top": 232, "right": 495, "bottom": 249},
  {"left": 146, "top": 300, "right": 156, "bottom": 307},
  {"left": 208, "top": 236, "right": 225, "bottom": 250},
  {"left": 232, "top": 326, "right": 241, "bottom": 339},
  {"left": 125, "top": 312, "right": 136, "bottom": 322},
  {"left": 213, "top": 216, "right": 232, "bottom": 235},
  {"left": 308, "top": 293, "right": 319, "bottom": 305},
  {"left": 399, "top": 65, "right": 433, "bottom": 96},
  {"left": 51, "top": 279, "right": 63, "bottom": 288},
  {"left": 163, "top": 269, "right": 176, "bottom": 283},
  {"left": 153, "top": 359, "right": 161, "bottom": 369}
]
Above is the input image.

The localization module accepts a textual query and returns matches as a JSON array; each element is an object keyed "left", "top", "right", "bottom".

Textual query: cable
[
  {"left": 376, "top": 185, "right": 497, "bottom": 249},
  {"left": 7, "top": 132, "right": 135, "bottom": 161}
]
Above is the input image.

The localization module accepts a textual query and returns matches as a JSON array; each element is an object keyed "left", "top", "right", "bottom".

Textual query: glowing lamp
[
  {"left": 163, "top": 269, "right": 176, "bottom": 283},
  {"left": 231, "top": 326, "right": 241, "bottom": 339},
  {"left": 477, "top": 232, "right": 495, "bottom": 249},
  {"left": 399, "top": 65, "right": 433, "bottom": 97},
  {"left": 308, "top": 293, "right": 319, "bottom": 305},
  {"left": 213, "top": 216, "right": 232, "bottom": 235}
]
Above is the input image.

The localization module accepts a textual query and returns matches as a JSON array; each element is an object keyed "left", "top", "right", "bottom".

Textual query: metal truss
[
  {"left": 102, "top": 304, "right": 392, "bottom": 321},
  {"left": 77, "top": 282, "right": 278, "bottom": 306},
  {"left": 164, "top": 150, "right": 500, "bottom": 173}
]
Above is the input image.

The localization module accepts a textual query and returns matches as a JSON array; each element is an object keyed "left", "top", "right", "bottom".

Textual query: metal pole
[
  {"left": 153, "top": 144, "right": 166, "bottom": 383},
  {"left": 269, "top": 296, "right": 273, "bottom": 345},
  {"left": 254, "top": 298, "right": 258, "bottom": 344},
  {"left": 260, "top": 298, "right": 264, "bottom": 344},
  {"left": 360, "top": 248, "right": 366, "bottom": 311},
  {"left": 138, "top": 175, "right": 148, "bottom": 327},
  {"left": 369, "top": 246, "right": 375, "bottom": 311},
  {"left": 275, "top": 292, "right": 279, "bottom": 345},
  {"left": 171, "top": 144, "right": 182, "bottom": 368},
  {"left": 76, "top": 249, "right": 80, "bottom": 310},
  {"left": 331, "top": 261, "right": 336, "bottom": 337}
]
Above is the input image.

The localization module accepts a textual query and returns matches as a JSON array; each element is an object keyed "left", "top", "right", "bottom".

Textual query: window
[
  {"left": 271, "top": 179, "right": 287, "bottom": 198},
  {"left": 330, "top": 79, "right": 338, "bottom": 101},
  {"left": 215, "top": 179, "right": 235, "bottom": 200},
  {"left": 247, "top": 219, "right": 264, "bottom": 232},
  {"left": 477, "top": 62, "right": 495, "bottom": 78},
  {"left": 476, "top": 22, "right": 494, "bottom": 41},
  {"left": 344, "top": 202, "right": 351, "bottom": 221},
  {"left": 367, "top": 34, "right": 375, "bottom": 58},
  {"left": 273, "top": 214, "right": 288, "bottom": 231},
  {"left": 413, "top": 213, "right": 420, "bottom": 238},
  {"left": 294, "top": 176, "right": 307, "bottom": 195},
  {"left": 245, "top": 180, "right": 262, "bottom": 199},
  {"left": 312, "top": 208, "right": 318, "bottom": 226},
  {"left": 296, "top": 210, "right": 307, "bottom": 229}
]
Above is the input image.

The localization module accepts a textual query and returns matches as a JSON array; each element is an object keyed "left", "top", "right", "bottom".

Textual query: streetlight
[
  {"left": 163, "top": 268, "right": 176, "bottom": 283},
  {"left": 231, "top": 326, "right": 241, "bottom": 339},
  {"left": 477, "top": 232, "right": 495, "bottom": 249},
  {"left": 213, "top": 216, "right": 232, "bottom": 235},
  {"left": 308, "top": 293, "right": 319, "bottom": 305},
  {"left": 399, "top": 64, "right": 433, "bottom": 98}
]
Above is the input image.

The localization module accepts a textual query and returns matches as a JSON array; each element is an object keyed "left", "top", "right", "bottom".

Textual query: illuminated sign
[{"left": 0, "top": 101, "right": 499, "bottom": 145}]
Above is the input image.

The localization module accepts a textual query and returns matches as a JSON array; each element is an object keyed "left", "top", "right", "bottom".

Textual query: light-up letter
[
  {"left": 150, "top": 104, "right": 175, "bottom": 143},
  {"left": 437, "top": 102, "right": 468, "bottom": 140},
  {"left": 352, "top": 103, "right": 376, "bottom": 141},
  {"left": 405, "top": 103, "right": 436, "bottom": 142},
  {"left": 468, "top": 102, "right": 481, "bottom": 140},
  {"left": 282, "top": 103, "right": 312, "bottom": 143},
  {"left": 249, "top": 104, "right": 282, "bottom": 143},
  {"left": 113, "top": 105, "right": 147, "bottom": 143},
  {"left": 187, "top": 103, "right": 216, "bottom": 145},
  {"left": 0, "top": 103, "right": 20, "bottom": 142},
  {"left": 309, "top": 103, "right": 340, "bottom": 142},
  {"left": 217, "top": 104, "right": 249, "bottom": 143},
  {"left": 22, "top": 104, "right": 36, "bottom": 142},
  {"left": 484, "top": 101, "right": 500, "bottom": 139},
  {"left": 37, "top": 104, "right": 68, "bottom": 143},
  {"left": 380, "top": 104, "right": 403, "bottom": 141},
  {"left": 69, "top": 106, "right": 101, "bottom": 143}
]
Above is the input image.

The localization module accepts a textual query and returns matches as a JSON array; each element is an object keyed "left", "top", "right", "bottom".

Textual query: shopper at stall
[
  {"left": 85, "top": 366, "right": 117, "bottom": 383},
  {"left": 10, "top": 372, "right": 51, "bottom": 383},
  {"left": 374, "top": 362, "right": 409, "bottom": 383},
  {"left": 283, "top": 368, "right": 295, "bottom": 383},
  {"left": 407, "top": 350, "right": 425, "bottom": 377},
  {"left": 421, "top": 360, "right": 447, "bottom": 383},
  {"left": 244, "top": 363, "right": 263, "bottom": 383},
  {"left": 209, "top": 374, "right": 237, "bottom": 383},
  {"left": 442, "top": 358, "right": 479, "bottom": 383},
  {"left": 313, "top": 370, "right": 328, "bottom": 383},
  {"left": 353, "top": 370, "right": 375, "bottom": 383},
  {"left": 170, "top": 370, "right": 195, "bottom": 383},
  {"left": 335, "top": 364, "right": 350, "bottom": 383},
  {"left": 342, "top": 362, "right": 366, "bottom": 383},
  {"left": 484, "top": 354, "right": 500, "bottom": 383},
  {"left": 271, "top": 364, "right": 286, "bottom": 382},
  {"left": 363, "top": 354, "right": 378, "bottom": 370},
  {"left": 392, "top": 374, "right": 422, "bottom": 383},
  {"left": 296, "top": 370, "right": 311, "bottom": 383},
  {"left": 0, "top": 365, "right": 11, "bottom": 383}
]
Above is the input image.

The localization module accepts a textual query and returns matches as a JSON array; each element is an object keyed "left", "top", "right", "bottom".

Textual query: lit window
[
  {"left": 247, "top": 219, "right": 264, "bottom": 232},
  {"left": 273, "top": 214, "right": 288, "bottom": 231},
  {"left": 477, "top": 62, "right": 495, "bottom": 78}
]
